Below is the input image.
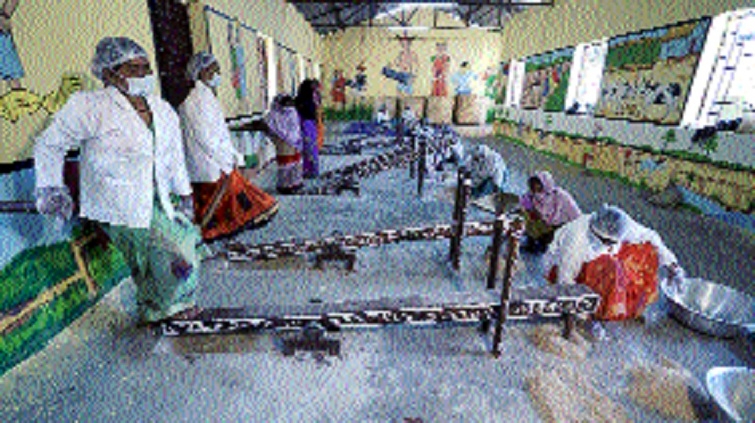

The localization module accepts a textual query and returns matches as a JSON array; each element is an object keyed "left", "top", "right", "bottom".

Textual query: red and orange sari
[
  {"left": 192, "top": 169, "right": 278, "bottom": 242},
  {"left": 575, "top": 242, "right": 660, "bottom": 321}
]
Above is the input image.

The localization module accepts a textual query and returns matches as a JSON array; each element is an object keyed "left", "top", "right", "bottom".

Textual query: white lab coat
[
  {"left": 178, "top": 81, "right": 243, "bottom": 183},
  {"left": 544, "top": 213, "right": 678, "bottom": 285},
  {"left": 35, "top": 87, "right": 192, "bottom": 229},
  {"left": 468, "top": 145, "right": 508, "bottom": 190}
]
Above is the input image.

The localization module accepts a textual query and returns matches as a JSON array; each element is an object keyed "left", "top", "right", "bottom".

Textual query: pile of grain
[
  {"left": 529, "top": 324, "right": 591, "bottom": 361},
  {"left": 527, "top": 364, "right": 631, "bottom": 423},
  {"left": 626, "top": 356, "right": 712, "bottom": 422}
]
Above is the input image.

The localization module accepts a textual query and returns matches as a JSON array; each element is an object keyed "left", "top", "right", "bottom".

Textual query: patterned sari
[
  {"left": 192, "top": 169, "right": 278, "bottom": 242},
  {"left": 575, "top": 242, "right": 660, "bottom": 320}
]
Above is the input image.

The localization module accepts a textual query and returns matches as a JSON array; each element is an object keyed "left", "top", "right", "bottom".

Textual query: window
[
  {"left": 505, "top": 59, "right": 526, "bottom": 108},
  {"left": 682, "top": 8, "right": 755, "bottom": 128}
]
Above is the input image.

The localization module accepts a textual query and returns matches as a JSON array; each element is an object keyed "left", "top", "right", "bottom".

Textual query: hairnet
[
  {"left": 186, "top": 52, "right": 218, "bottom": 81},
  {"left": 589, "top": 204, "right": 628, "bottom": 242},
  {"left": 91, "top": 37, "right": 148, "bottom": 81}
]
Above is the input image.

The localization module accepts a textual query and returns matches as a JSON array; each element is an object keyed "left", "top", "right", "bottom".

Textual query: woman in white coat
[
  {"left": 179, "top": 52, "right": 278, "bottom": 241},
  {"left": 544, "top": 205, "right": 683, "bottom": 321},
  {"left": 34, "top": 37, "right": 202, "bottom": 323},
  {"left": 467, "top": 144, "right": 509, "bottom": 198}
]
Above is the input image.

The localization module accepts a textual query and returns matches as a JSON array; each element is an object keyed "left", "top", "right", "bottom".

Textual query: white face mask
[
  {"left": 125, "top": 74, "right": 156, "bottom": 97},
  {"left": 206, "top": 73, "right": 222, "bottom": 88}
]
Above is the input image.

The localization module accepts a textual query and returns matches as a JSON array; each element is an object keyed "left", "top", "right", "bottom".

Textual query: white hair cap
[
  {"left": 186, "top": 51, "right": 218, "bottom": 81},
  {"left": 589, "top": 204, "right": 629, "bottom": 242},
  {"left": 91, "top": 37, "right": 148, "bottom": 81}
]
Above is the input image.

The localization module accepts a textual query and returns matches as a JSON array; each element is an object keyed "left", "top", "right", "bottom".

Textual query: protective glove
[
  {"left": 35, "top": 186, "right": 73, "bottom": 220},
  {"left": 664, "top": 262, "right": 686, "bottom": 284},
  {"left": 170, "top": 258, "right": 194, "bottom": 281},
  {"left": 177, "top": 195, "right": 195, "bottom": 223}
]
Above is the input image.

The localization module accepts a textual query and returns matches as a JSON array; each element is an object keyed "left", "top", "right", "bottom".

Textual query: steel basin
[
  {"left": 706, "top": 367, "right": 755, "bottom": 422},
  {"left": 660, "top": 278, "right": 755, "bottom": 338}
]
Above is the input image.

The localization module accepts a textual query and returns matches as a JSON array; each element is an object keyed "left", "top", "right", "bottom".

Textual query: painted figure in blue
[{"left": 0, "top": 0, "right": 24, "bottom": 90}]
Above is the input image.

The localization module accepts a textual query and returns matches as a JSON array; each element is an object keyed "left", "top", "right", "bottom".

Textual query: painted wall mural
[
  {"left": 521, "top": 47, "right": 574, "bottom": 111},
  {"left": 255, "top": 35, "right": 268, "bottom": 111},
  {"left": 595, "top": 17, "right": 711, "bottom": 125},
  {"left": 430, "top": 42, "right": 450, "bottom": 97},
  {"left": 0, "top": 0, "right": 24, "bottom": 91},
  {"left": 483, "top": 62, "right": 509, "bottom": 103},
  {"left": 275, "top": 45, "right": 285, "bottom": 95},
  {"left": 227, "top": 22, "right": 247, "bottom": 102},
  {"left": 381, "top": 34, "right": 419, "bottom": 96},
  {"left": 0, "top": 73, "right": 88, "bottom": 123},
  {"left": 287, "top": 50, "right": 298, "bottom": 97}
]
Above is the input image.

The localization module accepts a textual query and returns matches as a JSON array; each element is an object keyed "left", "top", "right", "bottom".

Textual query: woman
[
  {"left": 519, "top": 171, "right": 582, "bottom": 253},
  {"left": 544, "top": 205, "right": 683, "bottom": 321},
  {"left": 265, "top": 94, "right": 303, "bottom": 194},
  {"left": 35, "top": 37, "right": 201, "bottom": 323},
  {"left": 467, "top": 145, "right": 509, "bottom": 198},
  {"left": 296, "top": 79, "right": 321, "bottom": 178},
  {"left": 179, "top": 52, "right": 278, "bottom": 242}
]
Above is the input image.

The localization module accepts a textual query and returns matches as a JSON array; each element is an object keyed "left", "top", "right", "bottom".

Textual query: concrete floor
[{"left": 0, "top": 129, "right": 753, "bottom": 422}]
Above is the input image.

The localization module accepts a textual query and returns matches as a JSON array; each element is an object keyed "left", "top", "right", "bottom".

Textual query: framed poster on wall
[
  {"left": 520, "top": 47, "right": 574, "bottom": 112},
  {"left": 594, "top": 17, "right": 712, "bottom": 125}
]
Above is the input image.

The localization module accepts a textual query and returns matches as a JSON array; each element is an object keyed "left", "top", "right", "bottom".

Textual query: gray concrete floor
[{"left": 0, "top": 130, "right": 753, "bottom": 422}]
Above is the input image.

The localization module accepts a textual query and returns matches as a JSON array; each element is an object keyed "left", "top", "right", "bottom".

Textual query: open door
[{"left": 148, "top": 0, "right": 194, "bottom": 109}]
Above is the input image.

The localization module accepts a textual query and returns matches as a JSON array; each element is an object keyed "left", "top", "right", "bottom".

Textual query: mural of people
[
  {"left": 430, "top": 42, "right": 450, "bottom": 97},
  {"left": 482, "top": 66, "right": 498, "bottom": 100},
  {"left": 495, "top": 61, "right": 510, "bottom": 104},
  {"left": 347, "top": 63, "right": 367, "bottom": 97},
  {"left": 451, "top": 61, "right": 477, "bottom": 96},
  {"left": 330, "top": 68, "right": 346, "bottom": 108},
  {"left": 255, "top": 35, "right": 268, "bottom": 111},
  {"left": 0, "top": 0, "right": 24, "bottom": 91},
  {"left": 382, "top": 35, "right": 418, "bottom": 96}
]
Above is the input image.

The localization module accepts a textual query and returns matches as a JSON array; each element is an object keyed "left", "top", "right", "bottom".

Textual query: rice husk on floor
[
  {"left": 527, "top": 364, "right": 632, "bottom": 423},
  {"left": 529, "top": 324, "right": 591, "bottom": 361},
  {"left": 626, "top": 356, "right": 713, "bottom": 422}
]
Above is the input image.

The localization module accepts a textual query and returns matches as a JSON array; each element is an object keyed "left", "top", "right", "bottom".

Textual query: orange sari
[
  {"left": 575, "top": 242, "right": 660, "bottom": 320},
  {"left": 192, "top": 169, "right": 279, "bottom": 242}
]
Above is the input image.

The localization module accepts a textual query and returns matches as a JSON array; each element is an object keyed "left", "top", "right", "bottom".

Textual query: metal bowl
[
  {"left": 706, "top": 367, "right": 755, "bottom": 422},
  {"left": 660, "top": 278, "right": 755, "bottom": 338}
]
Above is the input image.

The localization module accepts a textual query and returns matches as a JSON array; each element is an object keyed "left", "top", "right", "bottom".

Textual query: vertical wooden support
[
  {"left": 486, "top": 214, "right": 506, "bottom": 290},
  {"left": 409, "top": 133, "right": 417, "bottom": 179},
  {"left": 491, "top": 218, "right": 523, "bottom": 357},
  {"left": 396, "top": 118, "right": 404, "bottom": 147},
  {"left": 562, "top": 312, "right": 575, "bottom": 340},
  {"left": 450, "top": 173, "right": 471, "bottom": 270},
  {"left": 449, "top": 167, "right": 464, "bottom": 264},
  {"left": 417, "top": 140, "right": 427, "bottom": 197}
]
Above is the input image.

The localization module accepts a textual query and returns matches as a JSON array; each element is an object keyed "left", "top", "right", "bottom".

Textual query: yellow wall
[
  {"left": 498, "top": 0, "right": 755, "bottom": 60},
  {"left": 201, "top": 0, "right": 321, "bottom": 115},
  {"left": 0, "top": 0, "right": 155, "bottom": 164},
  {"left": 320, "top": 9, "right": 503, "bottom": 103}
]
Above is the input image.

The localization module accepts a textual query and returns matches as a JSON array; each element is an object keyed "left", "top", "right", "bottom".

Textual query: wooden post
[
  {"left": 486, "top": 214, "right": 506, "bottom": 290},
  {"left": 562, "top": 312, "right": 575, "bottom": 340},
  {"left": 396, "top": 118, "right": 404, "bottom": 147},
  {"left": 491, "top": 218, "right": 523, "bottom": 357},
  {"left": 450, "top": 174, "right": 471, "bottom": 270},
  {"left": 449, "top": 167, "right": 464, "bottom": 263},
  {"left": 409, "top": 133, "right": 417, "bottom": 179},
  {"left": 417, "top": 140, "right": 427, "bottom": 197}
]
